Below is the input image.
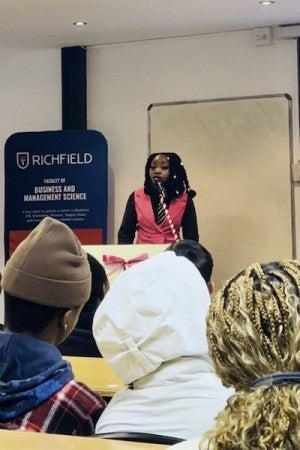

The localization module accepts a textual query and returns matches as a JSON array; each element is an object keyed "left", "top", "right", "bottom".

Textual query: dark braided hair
[{"left": 144, "top": 152, "right": 196, "bottom": 200}]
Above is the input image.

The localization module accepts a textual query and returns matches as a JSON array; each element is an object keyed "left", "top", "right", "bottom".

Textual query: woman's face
[{"left": 149, "top": 154, "right": 170, "bottom": 185}]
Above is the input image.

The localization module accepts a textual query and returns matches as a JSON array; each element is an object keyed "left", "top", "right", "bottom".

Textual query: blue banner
[{"left": 5, "top": 129, "right": 107, "bottom": 259}]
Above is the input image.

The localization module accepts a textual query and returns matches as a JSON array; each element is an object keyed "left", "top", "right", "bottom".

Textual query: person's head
[
  {"left": 167, "top": 239, "right": 214, "bottom": 293},
  {"left": 93, "top": 251, "right": 210, "bottom": 385},
  {"left": 81, "top": 253, "right": 109, "bottom": 315},
  {"left": 204, "top": 260, "right": 300, "bottom": 448},
  {"left": 1, "top": 217, "right": 91, "bottom": 346},
  {"left": 144, "top": 152, "right": 196, "bottom": 199}
]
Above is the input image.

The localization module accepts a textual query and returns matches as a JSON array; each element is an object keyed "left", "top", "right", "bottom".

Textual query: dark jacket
[{"left": 0, "top": 332, "right": 73, "bottom": 421}]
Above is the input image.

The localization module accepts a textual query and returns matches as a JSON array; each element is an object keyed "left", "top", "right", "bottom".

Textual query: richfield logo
[
  {"left": 16, "top": 152, "right": 93, "bottom": 168},
  {"left": 16, "top": 152, "right": 30, "bottom": 169}
]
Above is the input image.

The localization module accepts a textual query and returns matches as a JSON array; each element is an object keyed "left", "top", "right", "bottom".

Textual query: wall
[
  {"left": 87, "top": 29, "right": 300, "bottom": 253},
  {"left": 0, "top": 47, "right": 61, "bottom": 322}
]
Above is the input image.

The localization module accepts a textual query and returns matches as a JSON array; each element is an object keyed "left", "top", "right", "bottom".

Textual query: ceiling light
[
  {"left": 259, "top": 1, "right": 275, "bottom": 5},
  {"left": 73, "top": 21, "right": 87, "bottom": 27}
]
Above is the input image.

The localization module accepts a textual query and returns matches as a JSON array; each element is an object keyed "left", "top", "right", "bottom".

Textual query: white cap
[{"left": 93, "top": 251, "right": 210, "bottom": 385}]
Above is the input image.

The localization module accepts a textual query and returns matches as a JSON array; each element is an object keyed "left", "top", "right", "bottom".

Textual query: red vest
[{"left": 134, "top": 187, "right": 187, "bottom": 244}]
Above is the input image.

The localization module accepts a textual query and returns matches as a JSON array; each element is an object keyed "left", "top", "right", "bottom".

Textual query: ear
[
  {"left": 58, "top": 309, "right": 73, "bottom": 331},
  {"left": 207, "top": 281, "right": 215, "bottom": 295},
  {"left": 56, "top": 306, "right": 83, "bottom": 346}
]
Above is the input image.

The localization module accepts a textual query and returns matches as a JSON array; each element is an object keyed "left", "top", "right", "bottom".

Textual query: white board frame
[{"left": 148, "top": 94, "right": 295, "bottom": 288}]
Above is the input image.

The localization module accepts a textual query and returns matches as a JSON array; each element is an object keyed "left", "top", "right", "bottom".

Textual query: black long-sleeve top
[{"left": 118, "top": 191, "right": 199, "bottom": 244}]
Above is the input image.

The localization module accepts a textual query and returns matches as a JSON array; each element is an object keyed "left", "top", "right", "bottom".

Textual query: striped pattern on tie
[
  {"left": 156, "top": 200, "right": 166, "bottom": 224},
  {"left": 156, "top": 195, "right": 180, "bottom": 242}
]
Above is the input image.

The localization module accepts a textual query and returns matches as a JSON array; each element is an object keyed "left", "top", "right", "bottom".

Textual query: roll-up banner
[{"left": 4, "top": 129, "right": 107, "bottom": 260}]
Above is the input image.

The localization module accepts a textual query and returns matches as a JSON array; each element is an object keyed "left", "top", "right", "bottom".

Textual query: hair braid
[{"left": 203, "top": 259, "right": 300, "bottom": 449}]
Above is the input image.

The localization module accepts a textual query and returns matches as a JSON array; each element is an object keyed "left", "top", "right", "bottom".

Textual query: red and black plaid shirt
[{"left": 0, "top": 380, "right": 106, "bottom": 435}]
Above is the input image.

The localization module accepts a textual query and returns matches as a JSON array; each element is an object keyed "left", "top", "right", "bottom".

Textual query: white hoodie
[{"left": 93, "top": 251, "right": 233, "bottom": 440}]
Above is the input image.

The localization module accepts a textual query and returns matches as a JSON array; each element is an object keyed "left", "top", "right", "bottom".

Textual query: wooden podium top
[{"left": 83, "top": 244, "right": 169, "bottom": 284}]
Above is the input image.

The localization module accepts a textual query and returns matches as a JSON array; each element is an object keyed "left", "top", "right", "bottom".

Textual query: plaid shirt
[{"left": 0, "top": 380, "right": 106, "bottom": 435}]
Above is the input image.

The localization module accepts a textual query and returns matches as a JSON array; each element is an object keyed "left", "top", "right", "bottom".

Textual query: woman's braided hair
[
  {"left": 144, "top": 152, "right": 196, "bottom": 200},
  {"left": 204, "top": 260, "right": 300, "bottom": 449}
]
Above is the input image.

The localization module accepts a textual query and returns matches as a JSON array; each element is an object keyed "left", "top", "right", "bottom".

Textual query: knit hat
[{"left": 1, "top": 217, "right": 91, "bottom": 308}]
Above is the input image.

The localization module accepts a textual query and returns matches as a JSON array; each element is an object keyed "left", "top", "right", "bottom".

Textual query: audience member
[
  {"left": 93, "top": 244, "right": 233, "bottom": 440},
  {"left": 58, "top": 253, "right": 109, "bottom": 357},
  {"left": 0, "top": 217, "right": 106, "bottom": 435},
  {"left": 166, "top": 239, "right": 214, "bottom": 294},
  {"left": 169, "top": 259, "right": 300, "bottom": 449},
  {"left": 118, "top": 152, "right": 199, "bottom": 244}
]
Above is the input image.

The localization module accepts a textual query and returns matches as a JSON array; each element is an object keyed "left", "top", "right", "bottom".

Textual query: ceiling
[{"left": 1, "top": 0, "right": 300, "bottom": 49}]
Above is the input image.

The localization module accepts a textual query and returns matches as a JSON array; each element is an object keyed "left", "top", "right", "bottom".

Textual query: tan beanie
[{"left": 1, "top": 217, "right": 91, "bottom": 308}]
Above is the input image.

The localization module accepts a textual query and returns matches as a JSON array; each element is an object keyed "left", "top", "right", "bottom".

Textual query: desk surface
[
  {"left": 64, "top": 356, "right": 124, "bottom": 397},
  {"left": 0, "top": 430, "right": 168, "bottom": 450}
]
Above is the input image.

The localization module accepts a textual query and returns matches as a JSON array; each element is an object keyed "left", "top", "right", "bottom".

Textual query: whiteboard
[{"left": 148, "top": 95, "right": 295, "bottom": 288}]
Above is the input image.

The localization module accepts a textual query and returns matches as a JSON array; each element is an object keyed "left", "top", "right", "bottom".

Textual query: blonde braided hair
[{"left": 203, "top": 260, "right": 300, "bottom": 449}]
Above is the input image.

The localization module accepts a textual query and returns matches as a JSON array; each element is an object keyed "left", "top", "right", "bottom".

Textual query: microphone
[{"left": 155, "top": 181, "right": 166, "bottom": 198}]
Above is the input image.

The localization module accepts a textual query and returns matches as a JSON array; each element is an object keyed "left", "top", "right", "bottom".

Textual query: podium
[{"left": 83, "top": 244, "right": 169, "bottom": 284}]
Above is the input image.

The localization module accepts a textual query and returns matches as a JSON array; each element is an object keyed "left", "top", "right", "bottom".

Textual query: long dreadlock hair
[
  {"left": 203, "top": 260, "right": 300, "bottom": 449},
  {"left": 144, "top": 152, "right": 196, "bottom": 200}
]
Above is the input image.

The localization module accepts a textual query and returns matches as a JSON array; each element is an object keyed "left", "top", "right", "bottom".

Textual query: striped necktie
[{"left": 156, "top": 198, "right": 166, "bottom": 224}]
